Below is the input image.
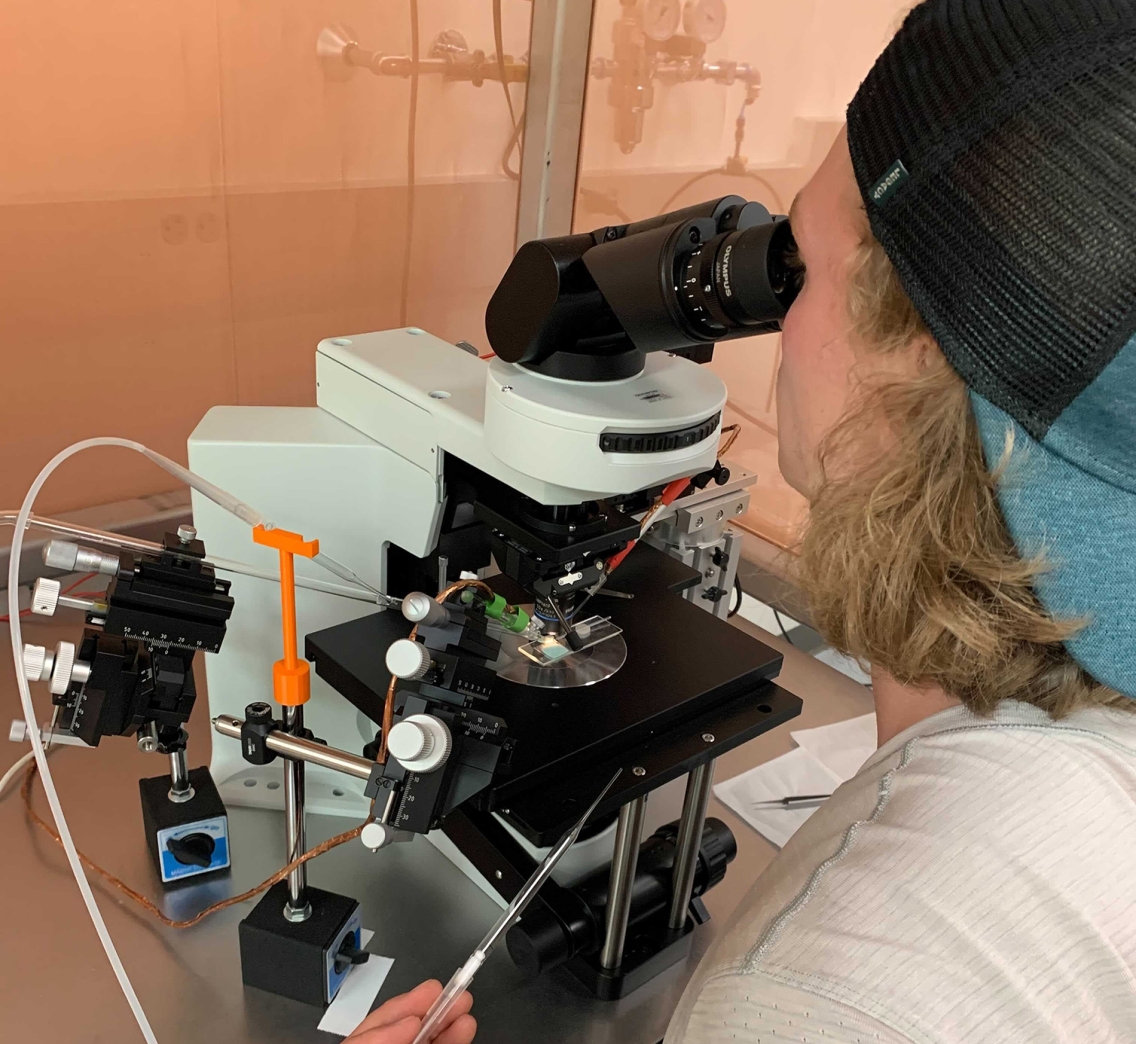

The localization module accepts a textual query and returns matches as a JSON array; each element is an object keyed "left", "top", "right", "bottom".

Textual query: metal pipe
[
  {"left": 668, "top": 760, "right": 715, "bottom": 930},
  {"left": 282, "top": 706, "right": 311, "bottom": 921},
  {"left": 212, "top": 715, "right": 375, "bottom": 780},
  {"left": 168, "top": 748, "right": 195, "bottom": 803},
  {"left": 599, "top": 795, "right": 647, "bottom": 971}
]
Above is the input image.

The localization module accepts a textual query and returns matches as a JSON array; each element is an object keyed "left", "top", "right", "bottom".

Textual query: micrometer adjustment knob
[
  {"left": 387, "top": 714, "right": 451, "bottom": 772},
  {"left": 400, "top": 591, "right": 451, "bottom": 628},
  {"left": 385, "top": 638, "right": 435, "bottom": 681},
  {"left": 22, "top": 644, "right": 53, "bottom": 682},
  {"left": 48, "top": 641, "right": 91, "bottom": 695},
  {"left": 31, "top": 578, "right": 61, "bottom": 616}
]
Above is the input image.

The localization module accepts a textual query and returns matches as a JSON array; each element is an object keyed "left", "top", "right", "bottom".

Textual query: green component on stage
[{"left": 462, "top": 589, "right": 530, "bottom": 633}]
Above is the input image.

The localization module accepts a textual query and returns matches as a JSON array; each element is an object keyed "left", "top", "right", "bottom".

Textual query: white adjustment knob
[
  {"left": 385, "top": 639, "right": 434, "bottom": 681},
  {"left": 50, "top": 641, "right": 77, "bottom": 695},
  {"left": 387, "top": 714, "right": 451, "bottom": 773},
  {"left": 23, "top": 644, "right": 53, "bottom": 682},
  {"left": 32, "top": 577, "right": 61, "bottom": 616}
]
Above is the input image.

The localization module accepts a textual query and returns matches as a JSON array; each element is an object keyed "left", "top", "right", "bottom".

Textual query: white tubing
[{"left": 8, "top": 440, "right": 171, "bottom": 1042}]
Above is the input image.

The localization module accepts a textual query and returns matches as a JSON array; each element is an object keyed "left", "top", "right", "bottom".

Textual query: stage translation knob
[
  {"left": 385, "top": 639, "right": 434, "bottom": 681},
  {"left": 387, "top": 714, "right": 451, "bottom": 773}
]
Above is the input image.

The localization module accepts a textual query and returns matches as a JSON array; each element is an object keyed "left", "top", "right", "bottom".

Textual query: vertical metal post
[
  {"left": 167, "top": 748, "right": 194, "bottom": 803},
  {"left": 599, "top": 795, "right": 647, "bottom": 971},
  {"left": 282, "top": 705, "right": 311, "bottom": 922},
  {"left": 667, "top": 760, "right": 715, "bottom": 930},
  {"left": 514, "top": 0, "right": 596, "bottom": 245}
]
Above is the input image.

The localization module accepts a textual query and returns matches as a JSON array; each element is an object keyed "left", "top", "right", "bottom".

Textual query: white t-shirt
[{"left": 664, "top": 700, "right": 1136, "bottom": 1044}]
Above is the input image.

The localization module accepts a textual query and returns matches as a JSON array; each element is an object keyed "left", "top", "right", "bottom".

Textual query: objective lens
[{"left": 676, "top": 218, "right": 801, "bottom": 338}]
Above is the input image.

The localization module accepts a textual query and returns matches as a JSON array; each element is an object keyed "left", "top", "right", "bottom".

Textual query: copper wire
[{"left": 21, "top": 763, "right": 365, "bottom": 930}]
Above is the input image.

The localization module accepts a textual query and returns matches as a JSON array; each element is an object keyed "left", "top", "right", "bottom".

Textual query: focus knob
[
  {"left": 385, "top": 639, "right": 434, "bottom": 681},
  {"left": 23, "top": 644, "right": 53, "bottom": 682},
  {"left": 387, "top": 714, "right": 451, "bottom": 773},
  {"left": 31, "top": 578, "right": 61, "bottom": 616}
]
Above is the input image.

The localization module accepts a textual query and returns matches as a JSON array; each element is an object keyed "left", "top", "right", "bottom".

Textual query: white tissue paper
[
  {"left": 318, "top": 929, "right": 396, "bottom": 1037},
  {"left": 714, "top": 713, "right": 877, "bottom": 848},
  {"left": 790, "top": 713, "right": 878, "bottom": 782}
]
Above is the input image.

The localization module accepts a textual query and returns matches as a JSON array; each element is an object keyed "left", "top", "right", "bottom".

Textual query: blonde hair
[{"left": 796, "top": 233, "right": 1123, "bottom": 718}]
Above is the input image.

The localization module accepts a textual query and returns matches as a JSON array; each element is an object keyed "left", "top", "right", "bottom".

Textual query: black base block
[
  {"left": 239, "top": 882, "right": 363, "bottom": 1007},
  {"left": 566, "top": 921, "right": 694, "bottom": 1001},
  {"left": 139, "top": 766, "right": 230, "bottom": 887}
]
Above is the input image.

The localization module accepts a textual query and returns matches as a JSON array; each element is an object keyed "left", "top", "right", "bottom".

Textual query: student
[{"left": 348, "top": 1, "right": 1136, "bottom": 1040}]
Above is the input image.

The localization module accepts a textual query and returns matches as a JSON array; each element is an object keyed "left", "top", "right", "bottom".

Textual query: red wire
[{"left": 605, "top": 477, "right": 691, "bottom": 574}]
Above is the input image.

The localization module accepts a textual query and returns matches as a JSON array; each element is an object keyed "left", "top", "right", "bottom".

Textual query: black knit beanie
[
  {"left": 846, "top": 0, "right": 1136, "bottom": 440},
  {"left": 846, "top": 0, "right": 1136, "bottom": 698}
]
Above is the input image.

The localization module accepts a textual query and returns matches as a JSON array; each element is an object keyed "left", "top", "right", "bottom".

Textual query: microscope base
[
  {"left": 567, "top": 916, "right": 696, "bottom": 1001},
  {"left": 139, "top": 766, "right": 230, "bottom": 887},
  {"left": 239, "top": 882, "right": 364, "bottom": 1007}
]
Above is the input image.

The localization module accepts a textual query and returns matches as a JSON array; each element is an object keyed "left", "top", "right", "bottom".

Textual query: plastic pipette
[{"left": 410, "top": 768, "right": 623, "bottom": 1044}]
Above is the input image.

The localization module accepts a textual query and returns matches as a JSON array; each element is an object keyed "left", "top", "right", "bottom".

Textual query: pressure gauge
[
  {"left": 643, "top": 0, "right": 683, "bottom": 42},
  {"left": 683, "top": 0, "right": 727, "bottom": 43}
]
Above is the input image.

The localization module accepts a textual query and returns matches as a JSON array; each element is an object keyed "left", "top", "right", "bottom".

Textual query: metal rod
[
  {"left": 212, "top": 714, "right": 376, "bottom": 780},
  {"left": 282, "top": 706, "right": 311, "bottom": 920},
  {"left": 668, "top": 760, "right": 716, "bottom": 930},
  {"left": 599, "top": 795, "right": 647, "bottom": 971},
  {"left": 168, "top": 748, "right": 194, "bottom": 803}
]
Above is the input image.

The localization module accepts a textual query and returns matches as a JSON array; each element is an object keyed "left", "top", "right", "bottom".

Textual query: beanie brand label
[{"left": 870, "top": 159, "right": 909, "bottom": 204}]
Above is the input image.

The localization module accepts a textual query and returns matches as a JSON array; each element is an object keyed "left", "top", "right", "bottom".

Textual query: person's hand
[{"left": 345, "top": 979, "right": 476, "bottom": 1044}]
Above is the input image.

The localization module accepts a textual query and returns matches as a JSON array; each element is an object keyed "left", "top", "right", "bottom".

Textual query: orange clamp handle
[{"left": 253, "top": 525, "right": 320, "bottom": 707}]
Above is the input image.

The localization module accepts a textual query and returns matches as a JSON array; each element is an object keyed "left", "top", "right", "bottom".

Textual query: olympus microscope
[{"left": 187, "top": 195, "right": 806, "bottom": 1006}]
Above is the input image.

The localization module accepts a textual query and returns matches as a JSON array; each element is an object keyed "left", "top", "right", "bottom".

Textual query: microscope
[
  {"left": 190, "top": 194, "right": 804, "bottom": 1006},
  {"left": 22, "top": 526, "right": 235, "bottom": 885}
]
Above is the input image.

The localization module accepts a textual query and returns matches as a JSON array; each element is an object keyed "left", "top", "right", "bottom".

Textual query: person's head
[{"left": 774, "top": 0, "right": 1136, "bottom": 716}]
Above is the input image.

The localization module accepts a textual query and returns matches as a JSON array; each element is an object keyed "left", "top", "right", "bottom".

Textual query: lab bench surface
[{"left": 0, "top": 614, "right": 873, "bottom": 1043}]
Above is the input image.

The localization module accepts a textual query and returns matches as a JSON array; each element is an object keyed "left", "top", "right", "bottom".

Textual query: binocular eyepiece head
[{"left": 487, "top": 195, "right": 802, "bottom": 382}]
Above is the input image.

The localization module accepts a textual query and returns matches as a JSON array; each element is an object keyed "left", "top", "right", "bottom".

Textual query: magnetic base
[
  {"left": 139, "top": 767, "right": 230, "bottom": 887},
  {"left": 567, "top": 919, "right": 695, "bottom": 1000},
  {"left": 239, "top": 882, "right": 364, "bottom": 1007}
]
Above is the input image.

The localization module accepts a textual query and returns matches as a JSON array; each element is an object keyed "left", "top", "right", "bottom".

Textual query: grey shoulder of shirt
[{"left": 859, "top": 698, "right": 1136, "bottom": 774}]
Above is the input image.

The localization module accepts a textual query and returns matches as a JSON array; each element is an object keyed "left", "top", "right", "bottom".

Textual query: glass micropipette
[{"left": 409, "top": 768, "right": 623, "bottom": 1044}]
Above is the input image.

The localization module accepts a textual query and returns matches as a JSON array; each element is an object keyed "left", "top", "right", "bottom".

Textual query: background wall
[{"left": 1, "top": 0, "right": 532, "bottom": 513}]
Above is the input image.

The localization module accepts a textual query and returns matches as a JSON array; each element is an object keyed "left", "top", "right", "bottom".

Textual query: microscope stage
[{"left": 305, "top": 543, "right": 796, "bottom": 845}]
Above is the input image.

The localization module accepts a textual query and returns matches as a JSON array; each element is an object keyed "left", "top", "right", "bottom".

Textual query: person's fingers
[
  {"left": 347, "top": 1014, "right": 421, "bottom": 1044},
  {"left": 349, "top": 981, "right": 443, "bottom": 1036},
  {"left": 434, "top": 1013, "right": 477, "bottom": 1044}
]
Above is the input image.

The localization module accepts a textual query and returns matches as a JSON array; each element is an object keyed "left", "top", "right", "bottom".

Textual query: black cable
[
  {"left": 728, "top": 573, "right": 743, "bottom": 618},
  {"left": 492, "top": 0, "right": 517, "bottom": 127},
  {"left": 399, "top": 0, "right": 420, "bottom": 328},
  {"left": 493, "top": 0, "right": 525, "bottom": 181},
  {"left": 772, "top": 607, "right": 796, "bottom": 647}
]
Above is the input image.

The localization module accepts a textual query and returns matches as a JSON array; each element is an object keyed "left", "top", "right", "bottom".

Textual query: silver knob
[
  {"left": 177, "top": 524, "right": 197, "bottom": 544},
  {"left": 400, "top": 592, "right": 450, "bottom": 628},
  {"left": 42, "top": 540, "right": 120, "bottom": 576}
]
